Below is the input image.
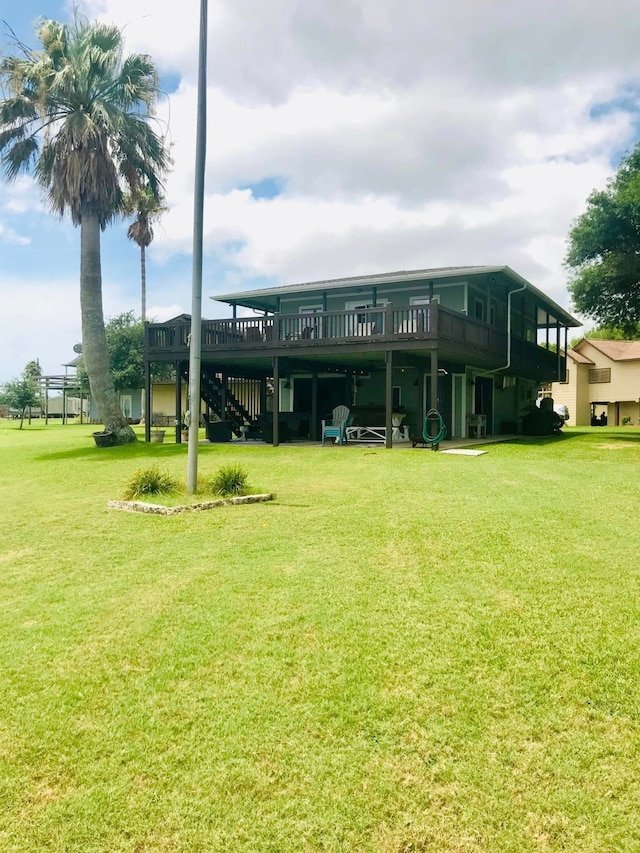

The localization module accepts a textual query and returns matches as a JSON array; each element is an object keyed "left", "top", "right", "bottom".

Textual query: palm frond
[
  {"left": 1, "top": 15, "right": 169, "bottom": 225},
  {"left": 0, "top": 96, "right": 38, "bottom": 129},
  {"left": 0, "top": 123, "right": 27, "bottom": 153},
  {"left": 1, "top": 136, "right": 38, "bottom": 179}
]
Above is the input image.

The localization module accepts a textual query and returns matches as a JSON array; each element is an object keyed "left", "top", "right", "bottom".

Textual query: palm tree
[
  {"left": 125, "top": 186, "right": 167, "bottom": 321},
  {"left": 0, "top": 17, "right": 169, "bottom": 443}
]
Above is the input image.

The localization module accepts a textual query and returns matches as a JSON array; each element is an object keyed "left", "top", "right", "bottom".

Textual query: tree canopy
[
  {"left": 0, "top": 16, "right": 169, "bottom": 443},
  {"left": 77, "top": 311, "right": 173, "bottom": 392},
  {"left": 0, "top": 365, "right": 41, "bottom": 428},
  {"left": 566, "top": 144, "right": 640, "bottom": 331}
]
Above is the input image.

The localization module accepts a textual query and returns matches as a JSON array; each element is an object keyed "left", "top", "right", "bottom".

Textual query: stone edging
[{"left": 107, "top": 493, "right": 274, "bottom": 515}]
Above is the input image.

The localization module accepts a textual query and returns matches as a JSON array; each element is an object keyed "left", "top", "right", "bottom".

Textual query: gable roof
[
  {"left": 576, "top": 338, "right": 640, "bottom": 361},
  {"left": 212, "top": 264, "right": 580, "bottom": 325},
  {"left": 567, "top": 348, "right": 594, "bottom": 365}
]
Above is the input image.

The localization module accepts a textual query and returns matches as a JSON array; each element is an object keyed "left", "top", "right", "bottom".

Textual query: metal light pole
[{"left": 187, "top": 0, "right": 208, "bottom": 493}]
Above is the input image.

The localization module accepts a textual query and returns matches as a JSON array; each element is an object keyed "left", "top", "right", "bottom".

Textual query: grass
[{"left": 0, "top": 419, "right": 639, "bottom": 851}]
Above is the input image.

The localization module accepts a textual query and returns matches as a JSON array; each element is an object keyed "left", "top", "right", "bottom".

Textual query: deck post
[
  {"left": 175, "top": 360, "right": 183, "bottom": 442},
  {"left": 311, "top": 371, "right": 318, "bottom": 441},
  {"left": 385, "top": 350, "right": 393, "bottom": 449},
  {"left": 272, "top": 356, "right": 280, "bottom": 447}
]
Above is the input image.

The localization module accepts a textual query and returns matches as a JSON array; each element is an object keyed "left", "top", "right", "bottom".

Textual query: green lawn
[{"left": 1, "top": 421, "right": 639, "bottom": 852}]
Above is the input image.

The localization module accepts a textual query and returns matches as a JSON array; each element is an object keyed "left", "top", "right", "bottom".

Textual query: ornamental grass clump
[
  {"left": 123, "top": 465, "right": 179, "bottom": 500},
  {"left": 209, "top": 464, "right": 248, "bottom": 497}
]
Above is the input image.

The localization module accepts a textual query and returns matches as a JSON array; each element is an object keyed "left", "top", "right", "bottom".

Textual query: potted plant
[
  {"left": 150, "top": 428, "right": 166, "bottom": 443},
  {"left": 180, "top": 410, "right": 191, "bottom": 441},
  {"left": 92, "top": 429, "right": 114, "bottom": 448}
]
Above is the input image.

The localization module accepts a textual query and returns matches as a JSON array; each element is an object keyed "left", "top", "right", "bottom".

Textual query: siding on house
[
  {"left": 550, "top": 339, "right": 640, "bottom": 426},
  {"left": 147, "top": 266, "right": 579, "bottom": 442}
]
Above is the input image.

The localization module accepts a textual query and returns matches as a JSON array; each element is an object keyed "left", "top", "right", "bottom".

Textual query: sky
[{"left": 2, "top": 0, "right": 640, "bottom": 381}]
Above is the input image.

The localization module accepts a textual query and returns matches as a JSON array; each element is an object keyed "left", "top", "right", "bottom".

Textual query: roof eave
[{"left": 211, "top": 264, "right": 581, "bottom": 326}]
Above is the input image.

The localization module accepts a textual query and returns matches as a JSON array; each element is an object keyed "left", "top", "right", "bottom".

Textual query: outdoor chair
[{"left": 321, "top": 405, "right": 351, "bottom": 445}]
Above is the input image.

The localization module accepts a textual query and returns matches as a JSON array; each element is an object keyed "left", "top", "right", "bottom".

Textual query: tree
[
  {"left": 22, "top": 358, "right": 42, "bottom": 423},
  {"left": 77, "top": 311, "right": 173, "bottom": 393},
  {"left": 23, "top": 359, "right": 42, "bottom": 382},
  {"left": 95, "top": 311, "right": 145, "bottom": 391},
  {"left": 566, "top": 144, "right": 640, "bottom": 332},
  {"left": 124, "top": 186, "right": 167, "bottom": 321},
  {"left": 0, "top": 369, "right": 40, "bottom": 429},
  {"left": 0, "top": 17, "right": 169, "bottom": 444},
  {"left": 570, "top": 322, "right": 640, "bottom": 349}
]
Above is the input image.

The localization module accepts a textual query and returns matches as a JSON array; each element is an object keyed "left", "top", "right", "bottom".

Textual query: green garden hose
[{"left": 422, "top": 408, "right": 447, "bottom": 446}]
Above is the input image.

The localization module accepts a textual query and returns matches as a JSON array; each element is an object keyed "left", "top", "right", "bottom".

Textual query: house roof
[
  {"left": 576, "top": 338, "right": 640, "bottom": 361},
  {"left": 212, "top": 265, "right": 580, "bottom": 326},
  {"left": 63, "top": 355, "right": 82, "bottom": 368},
  {"left": 567, "top": 348, "right": 594, "bottom": 365}
]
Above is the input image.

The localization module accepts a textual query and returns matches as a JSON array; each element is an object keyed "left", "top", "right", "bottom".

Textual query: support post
[
  {"left": 311, "top": 371, "right": 318, "bottom": 441},
  {"left": 430, "top": 347, "right": 439, "bottom": 451},
  {"left": 385, "top": 350, "right": 393, "bottom": 449},
  {"left": 175, "top": 361, "right": 182, "bottom": 442},
  {"left": 272, "top": 356, "right": 280, "bottom": 447}
]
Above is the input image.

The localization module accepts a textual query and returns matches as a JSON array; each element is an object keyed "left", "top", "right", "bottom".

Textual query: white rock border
[{"left": 107, "top": 493, "right": 274, "bottom": 515}]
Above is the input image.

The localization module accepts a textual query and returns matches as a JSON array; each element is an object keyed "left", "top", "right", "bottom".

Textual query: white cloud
[
  {"left": 0, "top": 277, "right": 82, "bottom": 377},
  {"left": 1, "top": 176, "right": 41, "bottom": 215},
  {"left": 147, "top": 303, "right": 186, "bottom": 323},
  {"left": 3, "top": 0, "right": 640, "bottom": 381},
  {"left": 0, "top": 222, "right": 31, "bottom": 246}
]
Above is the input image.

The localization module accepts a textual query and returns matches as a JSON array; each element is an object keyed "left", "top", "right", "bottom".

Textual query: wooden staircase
[{"left": 180, "top": 367, "right": 254, "bottom": 437}]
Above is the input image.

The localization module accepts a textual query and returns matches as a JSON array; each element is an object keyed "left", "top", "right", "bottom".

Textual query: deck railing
[
  {"left": 145, "top": 304, "right": 563, "bottom": 378},
  {"left": 147, "top": 304, "right": 441, "bottom": 353}
]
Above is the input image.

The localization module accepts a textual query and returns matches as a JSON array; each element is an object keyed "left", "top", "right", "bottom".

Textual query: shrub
[
  {"left": 123, "top": 466, "right": 179, "bottom": 500},
  {"left": 209, "top": 464, "right": 248, "bottom": 497}
]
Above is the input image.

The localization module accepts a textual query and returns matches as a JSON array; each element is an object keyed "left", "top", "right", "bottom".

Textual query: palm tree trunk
[
  {"left": 140, "top": 244, "right": 146, "bottom": 321},
  {"left": 80, "top": 212, "right": 136, "bottom": 444}
]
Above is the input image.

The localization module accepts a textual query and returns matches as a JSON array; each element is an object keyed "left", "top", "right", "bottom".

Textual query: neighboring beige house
[
  {"left": 150, "top": 381, "right": 207, "bottom": 426},
  {"left": 549, "top": 339, "right": 640, "bottom": 426}
]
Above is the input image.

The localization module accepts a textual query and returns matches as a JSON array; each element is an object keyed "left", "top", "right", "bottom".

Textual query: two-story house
[
  {"left": 548, "top": 338, "right": 640, "bottom": 426},
  {"left": 144, "top": 265, "right": 579, "bottom": 446}
]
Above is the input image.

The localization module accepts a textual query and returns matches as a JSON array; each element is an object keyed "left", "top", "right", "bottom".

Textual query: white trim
[
  {"left": 410, "top": 295, "right": 439, "bottom": 305},
  {"left": 344, "top": 298, "right": 389, "bottom": 310}
]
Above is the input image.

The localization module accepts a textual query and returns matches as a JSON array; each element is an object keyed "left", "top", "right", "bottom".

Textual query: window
[
  {"left": 398, "top": 296, "right": 437, "bottom": 333},
  {"left": 589, "top": 368, "right": 611, "bottom": 384},
  {"left": 474, "top": 298, "right": 485, "bottom": 321},
  {"left": 299, "top": 305, "right": 322, "bottom": 338},
  {"left": 345, "top": 299, "right": 388, "bottom": 335},
  {"left": 392, "top": 386, "right": 401, "bottom": 409}
]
